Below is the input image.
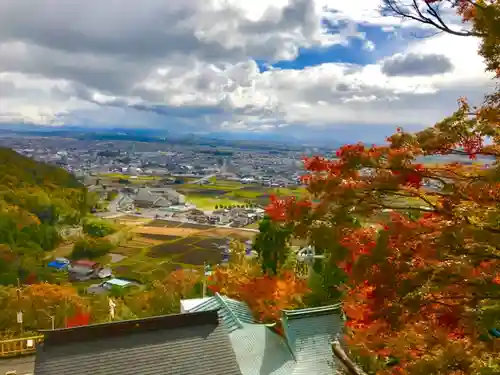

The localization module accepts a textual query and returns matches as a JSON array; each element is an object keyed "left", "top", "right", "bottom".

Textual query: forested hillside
[
  {"left": 0, "top": 147, "right": 96, "bottom": 285},
  {"left": 0, "top": 147, "right": 81, "bottom": 189}
]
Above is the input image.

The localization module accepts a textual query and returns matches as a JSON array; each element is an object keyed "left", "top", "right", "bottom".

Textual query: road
[
  {"left": 0, "top": 356, "right": 35, "bottom": 374},
  {"left": 94, "top": 194, "right": 123, "bottom": 218},
  {"left": 190, "top": 174, "right": 216, "bottom": 185},
  {"left": 108, "top": 193, "right": 123, "bottom": 214}
]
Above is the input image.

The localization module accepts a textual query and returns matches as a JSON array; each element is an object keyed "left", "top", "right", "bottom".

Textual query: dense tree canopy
[
  {"left": 0, "top": 148, "right": 96, "bottom": 285},
  {"left": 265, "top": 1, "right": 500, "bottom": 374}
]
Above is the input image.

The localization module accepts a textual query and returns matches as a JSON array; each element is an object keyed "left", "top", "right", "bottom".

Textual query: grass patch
[
  {"left": 45, "top": 243, "right": 73, "bottom": 259},
  {"left": 99, "top": 173, "right": 161, "bottom": 180},
  {"left": 244, "top": 222, "right": 260, "bottom": 229},
  {"left": 186, "top": 196, "right": 242, "bottom": 210}
]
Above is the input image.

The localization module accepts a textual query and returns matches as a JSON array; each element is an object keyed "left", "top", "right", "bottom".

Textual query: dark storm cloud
[{"left": 381, "top": 52, "right": 454, "bottom": 76}]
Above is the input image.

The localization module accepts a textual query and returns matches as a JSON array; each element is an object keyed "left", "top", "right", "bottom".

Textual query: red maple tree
[
  {"left": 66, "top": 309, "right": 91, "bottom": 328},
  {"left": 264, "top": 0, "right": 500, "bottom": 368}
]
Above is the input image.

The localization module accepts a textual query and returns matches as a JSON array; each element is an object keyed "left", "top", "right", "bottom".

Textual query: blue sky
[
  {"left": 257, "top": 24, "right": 399, "bottom": 72},
  {"left": 0, "top": 0, "right": 492, "bottom": 144}
]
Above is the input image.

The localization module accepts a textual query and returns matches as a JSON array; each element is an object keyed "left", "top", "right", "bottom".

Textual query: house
[
  {"left": 67, "top": 260, "right": 101, "bottom": 281},
  {"left": 152, "top": 188, "right": 186, "bottom": 205},
  {"left": 134, "top": 188, "right": 162, "bottom": 208},
  {"left": 87, "top": 278, "right": 134, "bottom": 295},
  {"left": 33, "top": 310, "right": 243, "bottom": 375},
  {"left": 231, "top": 216, "right": 249, "bottom": 227},
  {"left": 116, "top": 194, "right": 134, "bottom": 211},
  {"left": 134, "top": 188, "right": 186, "bottom": 208},
  {"left": 183, "top": 293, "right": 344, "bottom": 375}
]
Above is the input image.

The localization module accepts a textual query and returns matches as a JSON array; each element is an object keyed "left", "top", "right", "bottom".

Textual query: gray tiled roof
[
  {"left": 34, "top": 310, "right": 242, "bottom": 375},
  {"left": 189, "top": 293, "right": 255, "bottom": 333},
  {"left": 229, "top": 323, "right": 296, "bottom": 375},
  {"left": 281, "top": 304, "right": 344, "bottom": 375}
]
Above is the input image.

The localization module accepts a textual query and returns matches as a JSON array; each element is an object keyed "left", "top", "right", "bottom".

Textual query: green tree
[
  {"left": 253, "top": 215, "right": 292, "bottom": 275},
  {"left": 82, "top": 218, "right": 117, "bottom": 237},
  {"left": 106, "top": 190, "right": 119, "bottom": 202},
  {"left": 71, "top": 237, "right": 114, "bottom": 260}
]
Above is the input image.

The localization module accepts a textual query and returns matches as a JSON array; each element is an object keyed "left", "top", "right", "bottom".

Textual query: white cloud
[{"left": 0, "top": 0, "right": 494, "bottom": 141}]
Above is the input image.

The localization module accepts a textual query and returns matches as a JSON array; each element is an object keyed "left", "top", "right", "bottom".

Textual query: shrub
[
  {"left": 82, "top": 218, "right": 117, "bottom": 238},
  {"left": 71, "top": 237, "right": 114, "bottom": 260}
]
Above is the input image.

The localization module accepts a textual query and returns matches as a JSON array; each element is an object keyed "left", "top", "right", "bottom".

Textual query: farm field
[
  {"left": 111, "top": 222, "right": 256, "bottom": 281},
  {"left": 49, "top": 219, "right": 258, "bottom": 285},
  {"left": 177, "top": 180, "right": 307, "bottom": 209}
]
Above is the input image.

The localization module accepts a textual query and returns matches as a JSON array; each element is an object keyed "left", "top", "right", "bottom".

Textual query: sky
[{"left": 0, "top": 0, "right": 494, "bottom": 143}]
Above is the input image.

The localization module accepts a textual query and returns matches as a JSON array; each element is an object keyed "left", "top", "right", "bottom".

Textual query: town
[{"left": 0, "top": 134, "right": 310, "bottom": 228}]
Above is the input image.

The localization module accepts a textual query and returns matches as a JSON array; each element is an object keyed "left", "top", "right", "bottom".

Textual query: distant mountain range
[{"left": 0, "top": 123, "right": 340, "bottom": 151}]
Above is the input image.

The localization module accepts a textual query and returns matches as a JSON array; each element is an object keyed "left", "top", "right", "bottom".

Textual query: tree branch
[{"left": 382, "top": 0, "right": 486, "bottom": 37}]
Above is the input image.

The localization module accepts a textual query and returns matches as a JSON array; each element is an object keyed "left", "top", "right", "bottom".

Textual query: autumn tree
[
  {"left": 264, "top": 1, "right": 500, "bottom": 373},
  {"left": 0, "top": 283, "right": 86, "bottom": 333},
  {"left": 126, "top": 269, "right": 202, "bottom": 318},
  {"left": 209, "top": 240, "right": 309, "bottom": 326}
]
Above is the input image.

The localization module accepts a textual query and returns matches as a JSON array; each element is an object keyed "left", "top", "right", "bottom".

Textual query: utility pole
[
  {"left": 38, "top": 309, "right": 55, "bottom": 330},
  {"left": 16, "top": 278, "right": 23, "bottom": 335},
  {"left": 202, "top": 263, "right": 207, "bottom": 298},
  {"left": 202, "top": 263, "right": 212, "bottom": 298},
  {"left": 63, "top": 296, "right": 68, "bottom": 328}
]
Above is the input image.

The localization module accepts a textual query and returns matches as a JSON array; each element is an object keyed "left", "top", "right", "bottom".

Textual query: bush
[
  {"left": 82, "top": 218, "right": 117, "bottom": 237},
  {"left": 71, "top": 237, "right": 114, "bottom": 260}
]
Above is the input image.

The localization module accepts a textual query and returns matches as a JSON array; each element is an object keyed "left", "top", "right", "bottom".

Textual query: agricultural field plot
[
  {"left": 181, "top": 189, "right": 228, "bottom": 197},
  {"left": 175, "top": 222, "right": 214, "bottom": 230},
  {"left": 146, "top": 219, "right": 184, "bottom": 228},
  {"left": 107, "top": 222, "right": 258, "bottom": 283},
  {"left": 148, "top": 236, "right": 209, "bottom": 258},
  {"left": 138, "top": 233, "right": 181, "bottom": 241},
  {"left": 186, "top": 196, "right": 242, "bottom": 210},
  {"left": 178, "top": 180, "right": 291, "bottom": 209},
  {"left": 173, "top": 248, "right": 222, "bottom": 266},
  {"left": 131, "top": 226, "right": 203, "bottom": 237},
  {"left": 193, "top": 237, "right": 227, "bottom": 248},
  {"left": 112, "top": 216, "right": 154, "bottom": 226},
  {"left": 145, "top": 220, "right": 210, "bottom": 230}
]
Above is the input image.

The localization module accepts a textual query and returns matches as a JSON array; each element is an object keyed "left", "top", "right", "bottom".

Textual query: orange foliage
[
  {"left": 209, "top": 268, "right": 309, "bottom": 325},
  {"left": 264, "top": 4, "right": 500, "bottom": 365}
]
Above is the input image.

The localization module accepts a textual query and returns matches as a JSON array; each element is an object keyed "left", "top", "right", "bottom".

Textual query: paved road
[
  {"left": 0, "top": 356, "right": 35, "bottom": 374},
  {"left": 190, "top": 174, "right": 216, "bottom": 185},
  {"left": 108, "top": 193, "right": 123, "bottom": 214}
]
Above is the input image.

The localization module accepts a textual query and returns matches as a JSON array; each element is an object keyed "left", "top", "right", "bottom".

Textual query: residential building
[
  {"left": 116, "top": 194, "right": 134, "bottom": 211},
  {"left": 34, "top": 310, "right": 243, "bottom": 375},
  {"left": 183, "top": 293, "right": 344, "bottom": 375},
  {"left": 149, "top": 188, "right": 186, "bottom": 204},
  {"left": 67, "top": 260, "right": 101, "bottom": 282},
  {"left": 134, "top": 187, "right": 186, "bottom": 208}
]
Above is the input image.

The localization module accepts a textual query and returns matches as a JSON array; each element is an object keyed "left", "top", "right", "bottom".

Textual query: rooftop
[
  {"left": 103, "top": 278, "right": 131, "bottom": 287},
  {"left": 182, "top": 295, "right": 344, "bottom": 375},
  {"left": 188, "top": 292, "right": 255, "bottom": 333},
  {"left": 34, "top": 310, "right": 243, "bottom": 375}
]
